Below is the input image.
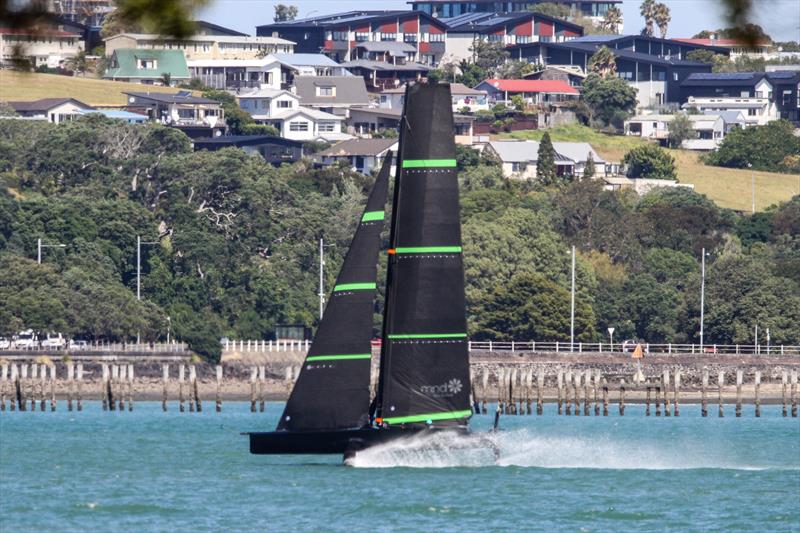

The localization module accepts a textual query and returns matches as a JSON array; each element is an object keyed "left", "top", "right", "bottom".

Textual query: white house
[
  {"left": 0, "top": 24, "right": 83, "bottom": 68},
  {"left": 238, "top": 88, "right": 300, "bottom": 118},
  {"left": 316, "top": 138, "right": 398, "bottom": 175},
  {"left": 237, "top": 88, "right": 347, "bottom": 141},
  {"left": 379, "top": 83, "right": 489, "bottom": 112},
  {"left": 7, "top": 98, "right": 93, "bottom": 123},
  {"left": 682, "top": 95, "right": 778, "bottom": 127},
  {"left": 187, "top": 57, "right": 283, "bottom": 90},
  {"left": 485, "top": 140, "right": 606, "bottom": 180},
  {"left": 624, "top": 113, "right": 731, "bottom": 150},
  {"left": 104, "top": 33, "right": 294, "bottom": 61}
]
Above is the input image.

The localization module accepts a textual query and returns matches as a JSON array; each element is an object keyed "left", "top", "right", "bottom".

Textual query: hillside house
[
  {"left": 624, "top": 113, "right": 728, "bottom": 150},
  {"left": 104, "top": 33, "right": 294, "bottom": 61},
  {"left": 316, "top": 138, "right": 398, "bottom": 174},
  {"left": 486, "top": 139, "right": 606, "bottom": 179},
  {"left": 474, "top": 79, "right": 579, "bottom": 105},
  {"left": 380, "top": 83, "right": 489, "bottom": 112},
  {"left": 193, "top": 135, "right": 304, "bottom": 165},
  {"left": 293, "top": 76, "right": 370, "bottom": 117},
  {"left": 7, "top": 98, "right": 93, "bottom": 123},
  {"left": 105, "top": 49, "right": 190, "bottom": 85},
  {"left": 123, "top": 91, "right": 225, "bottom": 138}
]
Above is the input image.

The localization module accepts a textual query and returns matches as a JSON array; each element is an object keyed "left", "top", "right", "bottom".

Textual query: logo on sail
[{"left": 420, "top": 379, "right": 463, "bottom": 397}]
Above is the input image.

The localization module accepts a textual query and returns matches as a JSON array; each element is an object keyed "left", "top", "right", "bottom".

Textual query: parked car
[
  {"left": 621, "top": 339, "right": 637, "bottom": 353},
  {"left": 11, "top": 330, "right": 37, "bottom": 349},
  {"left": 68, "top": 339, "right": 89, "bottom": 350},
  {"left": 0, "top": 337, "right": 10, "bottom": 349},
  {"left": 40, "top": 333, "right": 66, "bottom": 349}
]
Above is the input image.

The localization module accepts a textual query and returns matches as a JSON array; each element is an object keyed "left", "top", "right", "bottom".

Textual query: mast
[
  {"left": 374, "top": 83, "right": 471, "bottom": 428},
  {"left": 277, "top": 154, "right": 392, "bottom": 432}
]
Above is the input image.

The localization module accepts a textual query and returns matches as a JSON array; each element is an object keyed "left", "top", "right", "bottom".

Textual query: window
[
  {"left": 318, "top": 121, "right": 337, "bottom": 132},
  {"left": 515, "top": 35, "right": 532, "bottom": 44},
  {"left": 617, "top": 71, "right": 633, "bottom": 80},
  {"left": 355, "top": 32, "right": 369, "bottom": 42},
  {"left": 403, "top": 33, "right": 418, "bottom": 43},
  {"left": 177, "top": 108, "right": 195, "bottom": 119},
  {"left": 673, "top": 72, "right": 679, "bottom": 81},
  {"left": 511, "top": 162, "right": 527, "bottom": 172},
  {"left": 429, "top": 32, "right": 445, "bottom": 43},
  {"left": 380, "top": 32, "right": 397, "bottom": 41},
  {"left": 317, "top": 86, "right": 335, "bottom": 97},
  {"left": 289, "top": 121, "right": 309, "bottom": 132},
  {"left": 277, "top": 100, "right": 292, "bottom": 108},
  {"left": 487, "top": 34, "right": 503, "bottom": 42},
  {"left": 332, "top": 31, "right": 348, "bottom": 41},
  {"left": 136, "top": 58, "right": 157, "bottom": 69},
  {"left": 748, "top": 109, "right": 757, "bottom": 116}
]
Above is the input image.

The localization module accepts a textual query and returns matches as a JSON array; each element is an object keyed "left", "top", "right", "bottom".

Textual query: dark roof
[
  {"left": 511, "top": 41, "right": 712, "bottom": 68},
  {"left": 294, "top": 76, "right": 370, "bottom": 105},
  {"left": 565, "top": 33, "right": 730, "bottom": 54},
  {"left": 442, "top": 11, "right": 583, "bottom": 34},
  {"left": 257, "top": 10, "right": 448, "bottom": 31},
  {"left": 766, "top": 71, "right": 800, "bottom": 81},
  {"left": 193, "top": 135, "right": 303, "bottom": 149},
  {"left": 193, "top": 20, "right": 248, "bottom": 36},
  {"left": 8, "top": 98, "right": 91, "bottom": 112},
  {"left": 123, "top": 91, "right": 219, "bottom": 105},
  {"left": 682, "top": 72, "right": 765, "bottom": 86}
]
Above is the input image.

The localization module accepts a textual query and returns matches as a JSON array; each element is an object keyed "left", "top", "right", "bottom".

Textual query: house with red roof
[{"left": 474, "top": 78, "right": 579, "bottom": 105}]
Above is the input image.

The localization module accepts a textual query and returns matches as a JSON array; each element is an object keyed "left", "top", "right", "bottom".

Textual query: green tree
[
  {"left": 456, "top": 60, "right": 488, "bottom": 87},
  {"left": 537, "top": 132, "right": 557, "bottom": 185},
  {"left": 703, "top": 120, "right": 800, "bottom": 173},
  {"left": 528, "top": 2, "right": 571, "bottom": 19},
  {"left": 667, "top": 112, "right": 694, "bottom": 148},
  {"left": 602, "top": 6, "right": 623, "bottom": 33},
  {"left": 653, "top": 2, "right": 671, "bottom": 38},
  {"left": 202, "top": 88, "right": 253, "bottom": 135},
  {"left": 685, "top": 48, "right": 719, "bottom": 64},
  {"left": 581, "top": 73, "right": 638, "bottom": 130},
  {"left": 640, "top": 0, "right": 656, "bottom": 37},
  {"left": 623, "top": 144, "right": 676, "bottom": 180},
  {"left": 583, "top": 153, "right": 595, "bottom": 179},
  {"left": 273, "top": 4, "right": 299, "bottom": 22},
  {"left": 65, "top": 50, "right": 88, "bottom": 76},
  {"left": 587, "top": 46, "right": 617, "bottom": 77},
  {"left": 161, "top": 72, "right": 172, "bottom": 86},
  {"left": 469, "top": 40, "right": 510, "bottom": 77}
]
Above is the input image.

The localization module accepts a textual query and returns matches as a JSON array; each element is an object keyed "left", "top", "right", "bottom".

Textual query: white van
[
  {"left": 40, "top": 333, "right": 66, "bottom": 349},
  {"left": 12, "top": 330, "right": 37, "bottom": 349}
]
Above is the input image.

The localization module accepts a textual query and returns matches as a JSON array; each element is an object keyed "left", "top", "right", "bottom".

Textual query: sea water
[{"left": 1, "top": 402, "right": 798, "bottom": 532}]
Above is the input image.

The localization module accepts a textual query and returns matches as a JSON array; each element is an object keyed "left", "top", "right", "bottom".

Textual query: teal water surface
[{"left": 1, "top": 402, "right": 798, "bottom": 532}]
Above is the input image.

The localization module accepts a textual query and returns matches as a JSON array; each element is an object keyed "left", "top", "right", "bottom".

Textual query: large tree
[
  {"left": 273, "top": 4, "right": 298, "bottom": 22},
  {"left": 640, "top": 0, "right": 656, "bottom": 37},
  {"left": 653, "top": 2, "right": 671, "bottom": 39},
  {"left": 537, "top": 132, "right": 557, "bottom": 186},
  {"left": 602, "top": 6, "right": 623, "bottom": 34},
  {"left": 587, "top": 46, "right": 617, "bottom": 77},
  {"left": 667, "top": 112, "right": 694, "bottom": 148},
  {"left": 623, "top": 144, "right": 677, "bottom": 181},
  {"left": 581, "top": 73, "right": 638, "bottom": 130},
  {"left": 469, "top": 39, "right": 510, "bottom": 77}
]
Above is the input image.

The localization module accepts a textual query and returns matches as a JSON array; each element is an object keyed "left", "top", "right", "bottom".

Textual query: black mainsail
[
  {"left": 276, "top": 154, "right": 392, "bottom": 432},
  {"left": 373, "top": 83, "right": 472, "bottom": 428}
]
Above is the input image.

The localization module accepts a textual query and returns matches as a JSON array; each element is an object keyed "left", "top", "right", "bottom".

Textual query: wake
[{"left": 348, "top": 429, "right": 799, "bottom": 470}]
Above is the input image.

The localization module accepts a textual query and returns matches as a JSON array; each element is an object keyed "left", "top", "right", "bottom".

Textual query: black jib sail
[
  {"left": 277, "top": 154, "right": 392, "bottom": 432},
  {"left": 373, "top": 83, "right": 472, "bottom": 428}
]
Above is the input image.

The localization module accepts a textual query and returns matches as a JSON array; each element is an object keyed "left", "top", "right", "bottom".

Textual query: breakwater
[{"left": 1, "top": 351, "right": 799, "bottom": 417}]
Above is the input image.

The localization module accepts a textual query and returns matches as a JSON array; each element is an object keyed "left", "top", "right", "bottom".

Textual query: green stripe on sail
[
  {"left": 306, "top": 354, "right": 371, "bottom": 362},
  {"left": 388, "top": 333, "right": 467, "bottom": 340},
  {"left": 402, "top": 159, "right": 457, "bottom": 169},
  {"left": 333, "top": 282, "right": 377, "bottom": 292},
  {"left": 361, "top": 210, "right": 385, "bottom": 222},
  {"left": 382, "top": 409, "right": 473, "bottom": 425},
  {"left": 394, "top": 246, "right": 461, "bottom": 254}
]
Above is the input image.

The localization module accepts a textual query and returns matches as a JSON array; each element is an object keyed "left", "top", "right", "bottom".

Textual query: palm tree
[
  {"left": 588, "top": 46, "right": 617, "bottom": 76},
  {"left": 65, "top": 51, "right": 88, "bottom": 77},
  {"left": 640, "top": 0, "right": 656, "bottom": 37},
  {"left": 602, "top": 6, "right": 623, "bottom": 34},
  {"left": 654, "top": 2, "right": 672, "bottom": 39}
]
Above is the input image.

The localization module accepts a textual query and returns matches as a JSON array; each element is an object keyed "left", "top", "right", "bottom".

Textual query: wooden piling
[
  {"left": 557, "top": 370, "right": 563, "bottom": 415},
  {"left": 49, "top": 365, "right": 56, "bottom": 411},
  {"left": 259, "top": 366, "right": 266, "bottom": 413},
  {"left": 101, "top": 364, "right": 108, "bottom": 411},
  {"left": 536, "top": 370, "right": 544, "bottom": 415},
  {"left": 583, "top": 371, "right": 590, "bottom": 416},
  {"left": 30, "top": 363, "right": 38, "bottom": 411},
  {"left": 127, "top": 364, "right": 134, "bottom": 411},
  {"left": 735, "top": 369, "right": 743, "bottom": 417},
  {"left": 593, "top": 370, "right": 600, "bottom": 416},
  {"left": 565, "top": 371, "right": 572, "bottom": 415},
  {"left": 645, "top": 385, "right": 651, "bottom": 416},
  {"left": 117, "top": 365, "right": 125, "bottom": 411},
  {"left": 18, "top": 364, "right": 27, "bottom": 411},
  {"left": 76, "top": 364, "right": 83, "bottom": 411},
  {"left": 215, "top": 365, "right": 223, "bottom": 413},
  {"left": 11, "top": 364, "right": 19, "bottom": 411},
  {"left": 162, "top": 364, "right": 169, "bottom": 412},
  {"left": 718, "top": 371, "right": 724, "bottom": 418},
  {"left": 754, "top": 371, "right": 761, "bottom": 417},
  {"left": 39, "top": 364, "right": 47, "bottom": 411},
  {"left": 178, "top": 364, "right": 185, "bottom": 413},
  {"left": 525, "top": 369, "right": 533, "bottom": 415},
  {"left": 674, "top": 370, "right": 681, "bottom": 417},
  {"left": 663, "top": 370, "right": 670, "bottom": 417},
  {"left": 67, "top": 362, "right": 74, "bottom": 411},
  {"left": 619, "top": 379, "right": 625, "bottom": 416},
  {"left": 701, "top": 367, "right": 708, "bottom": 417},
  {"left": 481, "top": 368, "right": 489, "bottom": 414},
  {"left": 191, "top": 365, "right": 201, "bottom": 412},
  {"left": 250, "top": 367, "right": 257, "bottom": 413},
  {"left": 0, "top": 362, "right": 6, "bottom": 411},
  {"left": 792, "top": 369, "right": 798, "bottom": 418},
  {"left": 602, "top": 378, "right": 609, "bottom": 416}
]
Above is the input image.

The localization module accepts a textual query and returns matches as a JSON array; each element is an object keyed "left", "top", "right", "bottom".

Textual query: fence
[
  {"left": 0, "top": 342, "right": 189, "bottom": 354},
  {"left": 222, "top": 339, "right": 311, "bottom": 353}
]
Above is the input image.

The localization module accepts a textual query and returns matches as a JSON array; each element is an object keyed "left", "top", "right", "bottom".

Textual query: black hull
[{"left": 248, "top": 427, "right": 470, "bottom": 456}]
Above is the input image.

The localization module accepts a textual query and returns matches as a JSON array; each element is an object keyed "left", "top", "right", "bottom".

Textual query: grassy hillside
[
  {"left": 0, "top": 72, "right": 197, "bottom": 106},
  {"left": 500, "top": 124, "right": 799, "bottom": 211}
]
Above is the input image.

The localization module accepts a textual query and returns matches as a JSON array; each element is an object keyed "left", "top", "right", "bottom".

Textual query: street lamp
[
  {"left": 37, "top": 238, "right": 66, "bottom": 264},
  {"left": 607, "top": 327, "right": 615, "bottom": 351},
  {"left": 699, "top": 247, "right": 709, "bottom": 351},
  {"left": 318, "top": 238, "right": 335, "bottom": 320},
  {"left": 569, "top": 245, "right": 576, "bottom": 351}
]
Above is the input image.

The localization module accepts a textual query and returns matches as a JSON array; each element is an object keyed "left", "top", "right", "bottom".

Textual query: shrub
[{"left": 623, "top": 144, "right": 676, "bottom": 180}]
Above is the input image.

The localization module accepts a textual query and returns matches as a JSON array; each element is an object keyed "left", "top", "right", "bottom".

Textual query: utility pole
[
  {"left": 700, "top": 247, "right": 706, "bottom": 351},
  {"left": 570, "top": 245, "right": 576, "bottom": 351},
  {"left": 754, "top": 324, "right": 758, "bottom": 355}
]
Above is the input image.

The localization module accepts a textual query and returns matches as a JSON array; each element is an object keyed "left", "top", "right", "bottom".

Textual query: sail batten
[
  {"left": 374, "top": 83, "right": 472, "bottom": 428},
  {"left": 276, "top": 154, "right": 392, "bottom": 432}
]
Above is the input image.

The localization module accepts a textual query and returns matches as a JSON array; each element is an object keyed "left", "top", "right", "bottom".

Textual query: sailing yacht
[{"left": 248, "top": 82, "right": 478, "bottom": 460}]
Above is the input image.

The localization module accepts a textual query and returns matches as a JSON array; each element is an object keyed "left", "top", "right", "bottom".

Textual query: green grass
[
  {"left": 499, "top": 124, "right": 799, "bottom": 211},
  {"left": 0, "top": 72, "right": 197, "bottom": 106}
]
